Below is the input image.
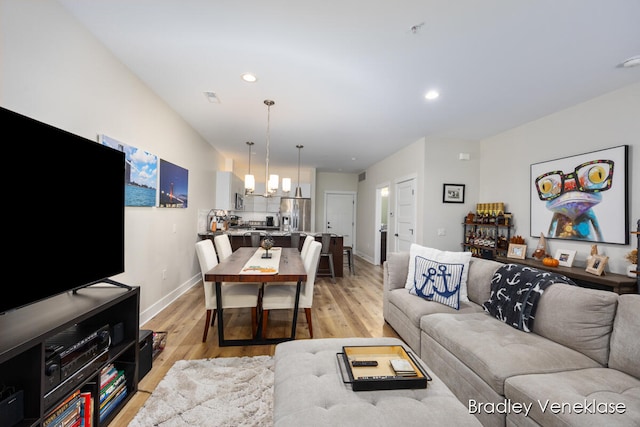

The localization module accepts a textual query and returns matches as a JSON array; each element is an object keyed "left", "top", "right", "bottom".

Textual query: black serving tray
[{"left": 337, "top": 345, "right": 431, "bottom": 391}]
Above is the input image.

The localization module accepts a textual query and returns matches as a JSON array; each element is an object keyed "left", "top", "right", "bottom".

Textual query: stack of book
[
  {"left": 98, "top": 363, "right": 127, "bottom": 423},
  {"left": 43, "top": 390, "right": 83, "bottom": 427},
  {"left": 389, "top": 359, "right": 417, "bottom": 377}
]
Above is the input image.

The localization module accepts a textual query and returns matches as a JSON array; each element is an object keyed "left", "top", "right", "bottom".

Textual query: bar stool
[
  {"left": 318, "top": 233, "right": 336, "bottom": 283},
  {"left": 343, "top": 245, "right": 355, "bottom": 274}
]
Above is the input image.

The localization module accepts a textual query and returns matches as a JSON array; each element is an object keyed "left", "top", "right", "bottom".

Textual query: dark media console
[{"left": 0, "top": 285, "right": 139, "bottom": 427}]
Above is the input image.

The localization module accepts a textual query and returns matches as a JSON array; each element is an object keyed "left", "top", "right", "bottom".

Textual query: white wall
[
  {"left": 357, "top": 138, "right": 425, "bottom": 263},
  {"left": 479, "top": 83, "right": 640, "bottom": 274},
  {"left": 1, "top": 0, "right": 225, "bottom": 323},
  {"left": 357, "top": 84, "right": 638, "bottom": 276}
]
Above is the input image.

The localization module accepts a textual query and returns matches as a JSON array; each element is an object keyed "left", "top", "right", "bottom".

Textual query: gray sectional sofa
[{"left": 383, "top": 251, "right": 640, "bottom": 427}]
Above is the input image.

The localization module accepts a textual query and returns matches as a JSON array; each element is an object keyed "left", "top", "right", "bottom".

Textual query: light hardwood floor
[{"left": 111, "top": 255, "right": 400, "bottom": 425}]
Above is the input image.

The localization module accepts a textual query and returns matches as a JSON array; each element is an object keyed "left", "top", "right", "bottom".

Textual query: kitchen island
[{"left": 198, "top": 230, "right": 344, "bottom": 277}]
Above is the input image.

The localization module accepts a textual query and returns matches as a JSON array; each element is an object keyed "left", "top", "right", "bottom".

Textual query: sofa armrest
[{"left": 384, "top": 251, "right": 410, "bottom": 292}]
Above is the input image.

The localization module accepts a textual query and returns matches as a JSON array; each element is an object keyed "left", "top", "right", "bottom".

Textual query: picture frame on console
[
  {"left": 443, "top": 183, "right": 465, "bottom": 203},
  {"left": 554, "top": 249, "right": 576, "bottom": 267},
  {"left": 507, "top": 244, "right": 527, "bottom": 260},
  {"left": 586, "top": 254, "right": 608, "bottom": 276}
]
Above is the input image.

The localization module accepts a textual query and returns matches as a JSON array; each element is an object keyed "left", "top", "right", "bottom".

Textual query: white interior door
[
  {"left": 395, "top": 177, "right": 416, "bottom": 251},
  {"left": 325, "top": 192, "right": 355, "bottom": 247}
]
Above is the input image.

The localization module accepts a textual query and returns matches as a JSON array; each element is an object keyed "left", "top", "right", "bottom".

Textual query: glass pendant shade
[
  {"left": 282, "top": 177, "right": 291, "bottom": 193},
  {"left": 268, "top": 174, "right": 279, "bottom": 193},
  {"left": 244, "top": 174, "right": 255, "bottom": 193}
]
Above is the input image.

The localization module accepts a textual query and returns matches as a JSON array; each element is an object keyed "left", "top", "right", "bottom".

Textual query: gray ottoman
[{"left": 274, "top": 337, "right": 481, "bottom": 426}]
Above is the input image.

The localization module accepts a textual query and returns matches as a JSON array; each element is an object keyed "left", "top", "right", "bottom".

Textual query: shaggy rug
[{"left": 128, "top": 356, "right": 274, "bottom": 427}]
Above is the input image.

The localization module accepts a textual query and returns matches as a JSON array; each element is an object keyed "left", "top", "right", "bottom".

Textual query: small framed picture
[
  {"left": 586, "top": 254, "right": 608, "bottom": 276},
  {"left": 443, "top": 184, "right": 465, "bottom": 203},
  {"left": 507, "top": 243, "right": 527, "bottom": 260},
  {"left": 554, "top": 249, "right": 576, "bottom": 267}
]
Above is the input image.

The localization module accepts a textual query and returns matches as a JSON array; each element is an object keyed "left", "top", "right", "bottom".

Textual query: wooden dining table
[{"left": 204, "top": 247, "right": 307, "bottom": 346}]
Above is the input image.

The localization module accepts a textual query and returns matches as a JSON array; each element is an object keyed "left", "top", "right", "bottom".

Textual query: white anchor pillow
[{"left": 405, "top": 244, "right": 472, "bottom": 309}]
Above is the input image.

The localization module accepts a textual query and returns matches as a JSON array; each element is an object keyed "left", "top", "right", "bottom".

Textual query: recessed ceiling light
[
  {"left": 619, "top": 55, "right": 640, "bottom": 68},
  {"left": 204, "top": 91, "right": 221, "bottom": 103},
  {"left": 425, "top": 90, "right": 439, "bottom": 100},
  {"left": 241, "top": 73, "right": 258, "bottom": 83}
]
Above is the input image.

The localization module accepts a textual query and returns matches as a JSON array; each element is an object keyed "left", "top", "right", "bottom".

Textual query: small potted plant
[{"left": 625, "top": 249, "right": 638, "bottom": 278}]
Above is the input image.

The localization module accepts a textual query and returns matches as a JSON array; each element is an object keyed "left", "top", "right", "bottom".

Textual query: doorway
[
  {"left": 374, "top": 184, "right": 390, "bottom": 265},
  {"left": 324, "top": 191, "right": 356, "bottom": 247},
  {"left": 394, "top": 176, "right": 416, "bottom": 252}
]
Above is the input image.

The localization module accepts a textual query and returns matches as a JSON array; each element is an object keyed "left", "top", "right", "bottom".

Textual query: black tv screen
[{"left": 1, "top": 106, "right": 125, "bottom": 314}]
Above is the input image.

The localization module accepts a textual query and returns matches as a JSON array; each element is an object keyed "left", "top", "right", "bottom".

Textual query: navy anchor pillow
[{"left": 409, "top": 256, "right": 466, "bottom": 309}]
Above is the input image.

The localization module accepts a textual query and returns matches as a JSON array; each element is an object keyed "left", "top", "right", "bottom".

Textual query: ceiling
[{"left": 58, "top": 0, "right": 640, "bottom": 174}]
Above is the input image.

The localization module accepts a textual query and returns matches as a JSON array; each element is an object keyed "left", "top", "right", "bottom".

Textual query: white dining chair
[
  {"left": 300, "top": 235, "right": 315, "bottom": 261},
  {"left": 195, "top": 240, "right": 262, "bottom": 341},
  {"left": 261, "top": 241, "right": 322, "bottom": 339},
  {"left": 213, "top": 234, "right": 233, "bottom": 261}
]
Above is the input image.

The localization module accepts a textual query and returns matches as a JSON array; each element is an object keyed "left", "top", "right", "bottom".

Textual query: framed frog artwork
[{"left": 530, "top": 145, "right": 629, "bottom": 245}]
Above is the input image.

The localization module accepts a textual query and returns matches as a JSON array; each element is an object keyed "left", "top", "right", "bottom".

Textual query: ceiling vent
[{"left": 358, "top": 172, "right": 366, "bottom": 182}]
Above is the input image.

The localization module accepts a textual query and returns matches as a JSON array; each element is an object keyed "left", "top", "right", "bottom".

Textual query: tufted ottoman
[{"left": 273, "top": 337, "right": 481, "bottom": 426}]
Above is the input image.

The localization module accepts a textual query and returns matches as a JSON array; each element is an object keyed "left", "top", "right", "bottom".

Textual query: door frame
[
  {"left": 394, "top": 174, "right": 417, "bottom": 252},
  {"left": 323, "top": 191, "right": 357, "bottom": 250},
  {"left": 374, "top": 182, "right": 390, "bottom": 266}
]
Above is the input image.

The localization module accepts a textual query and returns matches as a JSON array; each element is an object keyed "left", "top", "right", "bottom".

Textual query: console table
[{"left": 495, "top": 256, "right": 636, "bottom": 295}]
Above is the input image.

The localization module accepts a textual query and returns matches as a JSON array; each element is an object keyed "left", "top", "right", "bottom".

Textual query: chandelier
[{"left": 244, "top": 99, "right": 292, "bottom": 197}]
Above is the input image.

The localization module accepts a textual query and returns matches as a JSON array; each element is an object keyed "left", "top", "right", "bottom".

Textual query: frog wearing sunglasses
[{"left": 535, "top": 160, "right": 614, "bottom": 241}]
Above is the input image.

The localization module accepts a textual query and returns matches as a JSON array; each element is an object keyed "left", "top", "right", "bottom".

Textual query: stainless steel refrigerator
[{"left": 279, "top": 197, "right": 312, "bottom": 232}]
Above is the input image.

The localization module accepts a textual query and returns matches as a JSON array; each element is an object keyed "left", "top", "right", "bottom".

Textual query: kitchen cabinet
[{"left": 215, "top": 171, "right": 243, "bottom": 211}]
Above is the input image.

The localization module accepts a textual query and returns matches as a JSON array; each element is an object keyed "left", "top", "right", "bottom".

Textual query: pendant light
[
  {"left": 244, "top": 141, "right": 255, "bottom": 194},
  {"left": 264, "top": 99, "right": 278, "bottom": 196},
  {"left": 295, "top": 144, "right": 304, "bottom": 198}
]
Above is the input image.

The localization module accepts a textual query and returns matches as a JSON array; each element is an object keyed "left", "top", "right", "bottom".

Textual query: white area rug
[{"left": 129, "top": 356, "right": 274, "bottom": 427}]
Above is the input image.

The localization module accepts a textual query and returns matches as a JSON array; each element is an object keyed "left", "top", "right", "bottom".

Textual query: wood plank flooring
[{"left": 111, "top": 255, "right": 400, "bottom": 425}]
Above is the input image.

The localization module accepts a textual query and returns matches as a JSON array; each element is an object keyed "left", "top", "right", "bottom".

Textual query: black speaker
[
  {"left": 111, "top": 322, "right": 124, "bottom": 346},
  {"left": 0, "top": 389, "right": 23, "bottom": 427},
  {"left": 138, "top": 329, "right": 153, "bottom": 382}
]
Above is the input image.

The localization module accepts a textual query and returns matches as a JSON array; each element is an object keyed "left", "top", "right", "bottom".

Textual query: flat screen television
[{"left": 1, "top": 106, "right": 125, "bottom": 314}]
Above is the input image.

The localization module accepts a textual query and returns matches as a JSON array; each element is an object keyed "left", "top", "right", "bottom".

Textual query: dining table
[{"left": 204, "top": 246, "right": 307, "bottom": 346}]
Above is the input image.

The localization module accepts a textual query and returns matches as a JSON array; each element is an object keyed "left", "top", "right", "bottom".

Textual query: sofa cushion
[
  {"left": 409, "top": 255, "right": 466, "bottom": 309},
  {"left": 385, "top": 251, "right": 410, "bottom": 291},
  {"left": 608, "top": 294, "right": 640, "bottom": 378},
  {"left": 532, "top": 283, "right": 618, "bottom": 366},
  {"left": 465, "top": 257, "right": 502, "bottom": 305},
  {"left": 420, "top": 312, "right": 602, "bottom": 395},
  {"left": 505, "top": 368, "right": 640, "bottom": 426},
  {"left": 483, "top": 264, "right": 577, "bottom": 332},
  {"left": 404, "top": 244, "right": 471, "bottom": 302}
]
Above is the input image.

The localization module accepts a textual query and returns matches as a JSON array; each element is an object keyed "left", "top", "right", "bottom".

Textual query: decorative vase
[
  {"left": 627, "top": 264, "right": 638, "bottom": 278},
  {"left": 261, "top": 236, "right": 274, "bottom": 259}
]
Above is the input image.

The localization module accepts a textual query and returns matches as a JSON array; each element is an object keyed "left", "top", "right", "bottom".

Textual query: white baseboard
[{"left": 139, "top": 274, "right": 200, "bottom": 326}]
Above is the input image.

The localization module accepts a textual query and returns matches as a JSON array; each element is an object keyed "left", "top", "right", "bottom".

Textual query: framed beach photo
[
  {"left": 554, "top": 249, "right": 576, "bottom": 267},
  {"left": 507, "top": 244, "right": 527, "bottom": 260},
  {"left": 586, "top": 254, "right": 608, "bottom": 276},
  {"left": 443, "top": 184, "right": 465, "bottom": 203}
]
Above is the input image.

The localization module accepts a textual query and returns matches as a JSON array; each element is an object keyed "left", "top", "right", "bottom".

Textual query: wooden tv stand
[{"left": 0, "top": 285, "right": 140, "bottom": 426}]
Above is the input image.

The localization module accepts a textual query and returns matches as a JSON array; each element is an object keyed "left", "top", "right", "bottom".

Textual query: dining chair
[
  {"left": 300, "top": 235, "right": 315, "bottom": 260},
  {"left": 343, "top": 245, "right": 355, "bottom": 274},
  {"left": 243, "top": 231, "right": 264, "bottom": 247},
  {"left": 317, "top": 233, "right": 336, "bottom": 283},
  {"left": 290, "top": 231, "right": 306, "bottom": 250},
  {"left": 213, "top": 234, "right": 233, "bottom": 261},
  {"left": 261, "top": 241, "right": 322, "bottom": 339},
  {"left": 195, "top": 240, "right": 262, "bottom": 342}
]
